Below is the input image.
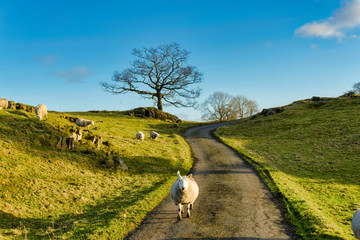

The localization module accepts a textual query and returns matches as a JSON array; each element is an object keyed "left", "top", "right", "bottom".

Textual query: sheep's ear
[
  {"left": 177, "top": 171, "right": 181, "bottom": 178},
  {"left": 187, "top": 174, "right": 192, "bottom": 179}
]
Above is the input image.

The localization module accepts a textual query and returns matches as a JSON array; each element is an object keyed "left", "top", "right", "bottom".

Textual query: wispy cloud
[
  {"left": 52, "top": 66, "right": 93, "bottom": 84},
  {"left": 310, "top": 43, "right": 319, "bottom": 49},
  {"left": 35, "top": 55, "right": 58, "bottom": 67},
  {"left": 295, "top": 0, "right": 360, "bottom": 40}
]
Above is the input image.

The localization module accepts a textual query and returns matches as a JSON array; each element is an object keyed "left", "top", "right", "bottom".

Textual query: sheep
[
  {"left": 136, "top": 131, "right": 145, "bottom": 142},
  {"left": 352, "top": 209, "right": 360, "bottom": 239},
  {"left": 75, "top": 118, "right": 94, "bottom": 128},
  {"left": 0, "top": 98, "right": 8, "bottom": 110},
  {"left": 35, "top": 104, "right": 48, "bottom": 121},
  {"left": 170, "top": 171, "right": 199, "bottom": 220},
  {"left": 150, "top": 131, "right": 159, "bottom": 140}
]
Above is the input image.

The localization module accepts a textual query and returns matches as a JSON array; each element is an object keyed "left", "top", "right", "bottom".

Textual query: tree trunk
[{"left": 157, "top": 93, "right": 163, "bottom": 111}]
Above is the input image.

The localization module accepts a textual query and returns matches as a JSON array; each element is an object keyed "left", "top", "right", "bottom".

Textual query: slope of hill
[
  {"left": 215, "top": 96, "right": 360, "bottom": 239},
  {"left": 0, "top": 108, "right": 199, "bottom": 239}
]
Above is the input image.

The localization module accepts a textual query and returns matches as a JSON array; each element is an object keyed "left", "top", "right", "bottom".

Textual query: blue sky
[{"left": 1, "top": 0, "right": 360, "bottom": 121}]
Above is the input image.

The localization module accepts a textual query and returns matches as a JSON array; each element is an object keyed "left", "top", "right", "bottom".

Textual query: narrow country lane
[{"left": 124, "top": 122, "right": 294, "bottom": 240}]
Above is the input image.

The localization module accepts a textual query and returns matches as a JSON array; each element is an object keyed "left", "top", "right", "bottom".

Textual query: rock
[
  {"left": 7, "top": 101, "right": 16, "bottom": 110},
  {"left": 312, "top": 96, "right": 322, "bottom": 102},
  {"left": 113, "top": 156, "right": 128, "bottom": 171},
  {"left": 56, "top": 136, "right": 68, "bottom": 150},
  {"left": 261, "top": 107, "right": 284, "bottom": 117},
  {"left": 67, "top": 137, "right": 76, "bottom": 150},
  {"left": 16, "top": 103, "right": 35, "bottom": 113},
  {"left": 91, "top": 135, "right": 102, "bottom": 149},
  {"left": 126, "top": 107, "right": 182, "bottom": 123},
  {"left": 261, "top": 108, "right": 274, "bottom": 116}
]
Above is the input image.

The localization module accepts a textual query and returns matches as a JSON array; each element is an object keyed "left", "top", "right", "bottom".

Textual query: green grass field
[
  {"left": 215, "top": 97, "right": 360, "bottom": 239},
  {"left": 0, "top": 109, "right": 199, "bottom": 239}
]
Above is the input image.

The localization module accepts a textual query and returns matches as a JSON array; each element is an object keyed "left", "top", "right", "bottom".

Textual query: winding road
[{"left": 125, "top": 122, "right": 294, "bottom": 240}]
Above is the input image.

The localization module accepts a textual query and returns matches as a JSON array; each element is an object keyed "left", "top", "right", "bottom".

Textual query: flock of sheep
[
  {"left": 135, "top": 131, "right": 200, "bottom": 220},
  {"left": 135, "top": 131, "right": 160, "bottom": 142},
  {"left": 2, "top": 98, "right": 201, "bottom": 221},
  {"left": 11, "top": 98, "right": 360, "bottom": 237}
]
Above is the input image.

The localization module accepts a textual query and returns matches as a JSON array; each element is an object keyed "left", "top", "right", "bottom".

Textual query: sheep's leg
[
  {"left": 186, "top": 204, "right": 191, "bottom": 218},
  {"left": 177, "top": 204, "right": 182, "bottom": 220},
  {"left": 189, "top": 203, "right": 193, "bottom": 210}
]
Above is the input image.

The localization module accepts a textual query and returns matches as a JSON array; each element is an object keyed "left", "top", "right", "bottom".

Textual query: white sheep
[
  {"left": 150, "top": 131, "right": 159, "bottom": 140},
  {"left": 35, "top": 104, "right": 48, "bottom": 121},
  {"left": 170, "top": 171, "right": 199, "bottom": 220},
  {"left": 0, "top": 98, "right": 8, "bottom": 110},
  {"left": 136, "top": 131, "right": 145, "bottom": 142},
  {"left": 352, "top": 209, "right": 360, "bottom": 239},
  {"left": 75, "top": 118, "right": 94, "bottom": 128}
]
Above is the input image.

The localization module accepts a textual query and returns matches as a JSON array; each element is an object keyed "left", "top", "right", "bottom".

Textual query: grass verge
[{"left": 215, "top": 97, "right": 360, "bottom": 239}]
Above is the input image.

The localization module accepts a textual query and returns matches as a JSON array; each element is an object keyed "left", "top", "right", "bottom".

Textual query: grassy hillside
[
  {"left": 0, "top": 108, "right": 199, "bottom": 239},
  {"left": 215, "top": 97, "right": 360, "bottom": 239}
]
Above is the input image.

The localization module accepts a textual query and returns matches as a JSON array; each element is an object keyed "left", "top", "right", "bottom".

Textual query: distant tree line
[{"left": 201, "top": 91, "right": 259, "bottom": 121}]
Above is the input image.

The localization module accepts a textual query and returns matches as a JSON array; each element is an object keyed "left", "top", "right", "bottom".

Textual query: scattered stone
[
  {"left": 62, "top": 115, "right": 77, "bottom": 123},
  {"left": 15, "top": 102, "right": 35, "bottom": 113},
  {"left": 113, "top": 156, "right": 128, "bottom": 171},
  {"left": 7, "top": 101, "right": 16, "bottom": 110},
  {"left": 67, "top": 137, "right": 76, "bottom": 150}
]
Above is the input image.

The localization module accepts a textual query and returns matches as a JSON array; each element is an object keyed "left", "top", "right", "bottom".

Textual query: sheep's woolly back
[
  {"left": 170, "top": 172, "right": 199, "bottom": 205},
  {"left": 0, "top": 98, "right": 8, "bottom": 110},
  {"left": 136, "top": 131, "right": 145, "bottom": 141},
  {"left": 75, "top": 118, "right": 94, "bottom": 127},
  {"left": 35, "top": 104, "right": 48, "bottom": 120},
  {"left": 352, "top": 209, "right": 360, "bottom": 239},
  {"left": 150, "top": 131, "right": 159, "bottom": 139}
]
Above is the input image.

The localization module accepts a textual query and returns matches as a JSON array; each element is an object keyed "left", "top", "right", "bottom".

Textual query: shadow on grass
[
  {"left": 124, "top": 156, "right": 182, "bottom": 175},
  {"left": 0, "top": 178, "right": 169, "bottom": 239},
  {"left": 7, "top": 110, "right": 32, "bottom": 118}
]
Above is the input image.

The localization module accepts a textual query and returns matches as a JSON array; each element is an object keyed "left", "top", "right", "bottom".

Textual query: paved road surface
[{"left": 124, "top": 122, "right": 294, "bottom": 240}]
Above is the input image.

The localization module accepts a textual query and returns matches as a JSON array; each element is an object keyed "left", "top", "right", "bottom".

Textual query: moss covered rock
[{"left": 126, "top": 107, "right": 182, "bottom": 123}]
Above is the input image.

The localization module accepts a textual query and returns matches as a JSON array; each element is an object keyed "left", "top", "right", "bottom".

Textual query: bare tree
[
  {"left": 201, "top": 92, "right": 237, "bottom": 121},
  {"left": 246, "top": 99, "right": 259, "bottom": 117},
  {"left": 353, "top": 82, "right": 360, "bottom": 94},
  {"left": 231, "top": 95, "right": 259, "bottom": 118},
  {"left": 231, "top": 95, "right": 249, "bottom": 119},
  {"left": 100, "top": 43, "right": 203, "bottom": 111}
]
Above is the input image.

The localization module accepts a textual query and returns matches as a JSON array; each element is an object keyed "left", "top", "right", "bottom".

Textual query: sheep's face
[
  {"left": 178, "top": 177, "right": 190, "bottom": 192},
  {"left": 176, "top": 171, "right": 191, "bottom": 192},
  {"left": 91, "top": 121, "right": 94, "bottom": 125}
]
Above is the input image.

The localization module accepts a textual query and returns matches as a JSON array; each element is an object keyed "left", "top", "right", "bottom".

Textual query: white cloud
[
  {"left": 295, "top": 0, "right": 360, "bottom": 39},
  {"left": 52, "top": 66, "right": 93, "bottom": 84}
]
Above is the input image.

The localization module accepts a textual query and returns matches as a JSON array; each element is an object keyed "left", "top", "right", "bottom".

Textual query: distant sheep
[
  {"left": 75, "top": 118, "right": 94, "bottom": 128},
  {"left": 136, "top": 131, "right": 145, "bottom": 142},
  {"left": 352, "top": 209, "right": 360, "bottom": 239},
  {"left": 0, "top": 98, "right": 8, "bottom": 110},
  {"left": 150, "top": 131, "right": 159, "bottom": 140},
  {"left": 35, "top": 104, "right": 48, "bottom": 121},
  {"left": 170, "top": 171, "right": 199, "bottom": 220}
]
